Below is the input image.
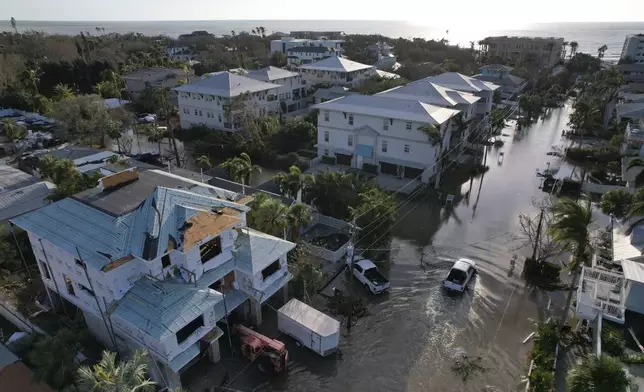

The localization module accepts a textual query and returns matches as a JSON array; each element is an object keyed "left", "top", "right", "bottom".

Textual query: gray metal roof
[
  {"left": 234, "top": 228, "right": 296, "bottom": 275},
  {"left": 175, "top": 71, "right": 279, "bottom": 97},
  {"left": 110, "top": 277, "right": 223, "bottom": 340},
  {"left": 422, "top": 72, "right": 499, "bottom": 93},
  {"left": 0, "top": 343, "right": 19, "bottom": 367},
  {"left": 0, "top": 181, "right": 54, "bottom": 222},
  {"left": 0, "top": 165, "right": 37, "bottom": 194},
  {"left": 32, "top": 146, "right": 103, "bottom": 161},
  {"left": 245, "top": 66, "right": 299, "bottom": 82},
  {"left": 622, "top": 259, "right": 644, "bottom": 283},
  {"left": 299, "top": 57, "right": 373, "bottom": 73}
]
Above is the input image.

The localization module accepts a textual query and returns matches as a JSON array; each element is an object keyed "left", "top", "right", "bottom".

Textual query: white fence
[
  {"left": 582, "top": 182, "right": 634, "bottom": 195},
  {"left": 301, "top": 213, "right": 352, "bottom": 263}
]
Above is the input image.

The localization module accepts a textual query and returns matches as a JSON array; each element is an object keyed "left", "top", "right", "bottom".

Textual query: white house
[
  {"left": 621, "top": 34, "right": 644, "bottom": 64},
  {"left": 298, "top": 57, "right": 375, "bottom": 87},
  {"left": 10, "top": 169, "right": 295, "bottom": 389},
  {"left": 423, "top": 72, "right": 499, "bottom": 119},
  {"left": 473, "top": 64, "right": 525, "bottom": 101},
  {"left": 270, "top": 37, "right": 345, "bottom": 56},
  {"left": 314, "top": 95, "right": 459, "bottom": 182},
  {"left": 376, "top": 80, "right": 481, "bottom": 148},
  {"left": 285, "top": 46, "right": 341, "bottom": 66},
  {"left": 175, "top": 71, "right": 280, "bottom": 131},
  {"left": 245, "top": 66, "right": 307, "bottom": 113}
]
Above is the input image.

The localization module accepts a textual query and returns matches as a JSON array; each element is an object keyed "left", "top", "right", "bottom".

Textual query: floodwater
[{"left": 185, "top": 104, "right": 584, "bottom": 392}]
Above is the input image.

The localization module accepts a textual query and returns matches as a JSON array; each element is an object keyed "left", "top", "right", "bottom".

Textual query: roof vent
[{"left": 98, "top": 168, "right": 139, "bottom": 191}]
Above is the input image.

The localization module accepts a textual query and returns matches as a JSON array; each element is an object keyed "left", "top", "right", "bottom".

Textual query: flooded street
[{"left": 185, "top": 105, "right": 586, "bottom": 392}]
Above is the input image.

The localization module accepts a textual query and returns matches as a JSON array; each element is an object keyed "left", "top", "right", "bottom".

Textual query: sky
[{"left": 2, "top": 0, "right": 644, "bottom": 24}]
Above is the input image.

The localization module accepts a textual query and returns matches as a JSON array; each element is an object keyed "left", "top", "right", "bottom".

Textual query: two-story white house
[
  {"left": 376, "top": 80, "right": 481, "bottom": 149},
  {"left": 10, "top": 169, "right": 295, "bottom": 389},
  {"left": 285, "top": 46, "right": 341, "bottom": 66},
  {"left": 175, "top": 71, "right": 280, "bottom": 131},
  {"left": 270, "top": 37, "right": 345, "bottom": 56},
  {"left": 299, "top": 57, "right": 376, "bottom": 87},
  {"left": 473, "top": 64, "right": 525, "bottom": 102},
  {"left": 314, "top": 95, "right": 459, "bottom": 182},
  {"left": 245, "top": 66, "right": 307, "bottom": 113},
  {"left": 423, "top": 72, "right": 499, "bottom": 120}
]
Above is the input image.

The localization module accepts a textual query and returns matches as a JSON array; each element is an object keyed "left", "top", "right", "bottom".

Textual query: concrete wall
[{"left": 626, "top": 281, "right": 644, "bottom": 314}]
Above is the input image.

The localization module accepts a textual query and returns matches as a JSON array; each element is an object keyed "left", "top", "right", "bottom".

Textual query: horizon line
[{"left": 3, "top": 18, "right": 644, "bottom": 23}]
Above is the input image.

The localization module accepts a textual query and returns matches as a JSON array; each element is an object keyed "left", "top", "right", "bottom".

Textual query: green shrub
[
  {"left": 362, "top": 162, "right": 378, "bottom": 174},
  {"left": 601, "top": 325, "right": 626, "bottom": 357},
  {"left": 622, "top": 353, "right": 644, "bottom": 364},
  {"left": 321, "top": 155, "right": 335, "bottom": 164}
]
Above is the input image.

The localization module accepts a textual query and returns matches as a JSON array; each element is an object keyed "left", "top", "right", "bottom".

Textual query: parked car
[
  {"left": 443, "top": 258, "right": 476, "bottom": 292},
  {"left": 277, "top": 299, "right": 340, "bottom": 356},
  {"left": 137, "top": 113, "right": 156, "bottom": 123},
  {"left": 346, "top": 257, "right": 390, "bottom": 294}
]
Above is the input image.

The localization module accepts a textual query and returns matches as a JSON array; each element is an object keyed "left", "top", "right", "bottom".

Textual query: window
[
  {"left": 194, "top": 109, "right": 198, "bottom": 115},
  {"left": 75, "top": 258, "right": 85, "bottom": 268},
  {"left": 404, "top": 144, "right": 411, "bottom": 154},
  {"left": 406, "top": 121, "right": 412, "bottom": 130},
  {"left": 218, "top": 114, "right": 222, "bottom": 122},
  {"left": 324, "top": 131, "right": 329, "bottom": 142},
  {"left": 382, "top": 141, "right": 388, "bottom": 153},
  {"left": 383, "top": 119, "right": 389, "bottom": 130},
  {"left": 199, "top": 110, "right": 203, "bottom": 116},
  {"left": 78, "top": 283, "right": 94, "bottom": 297},
  {"left": 324, "top": 149, "right": 329, "bottom": 156},
  {"left": 348, "top": 114, "right": 354, "bottom": 125},
  {"left": 348, "top": 135, "right": 353, "bottom": 146},
  {"left": 176, "top": 315, "right": 204, "bottom": 344},
  {"left": 64, "top": 275, "right": 76, "bottom": 296},
  {"left": 261, "top": 260, "right": 281, "bottom": 280},
  {"left": 161, "top": 254, "right": 171, "bottom": 268},
  {"left": 40, "top": 260, "right": 51, "bottom": 280},
  {"left": 199, "top": 236, "right": 222, "bottom": 263},
  {"left": 324, "top": 111, "right": 330, "bottom": 121}
]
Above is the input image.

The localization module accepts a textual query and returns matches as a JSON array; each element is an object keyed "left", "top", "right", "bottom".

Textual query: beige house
[
  {"left": 123, "top": 67, "right": 193, "bottom": 101},
  {"left": 480, "top": 36, "right": 564, "bottom": 66}
]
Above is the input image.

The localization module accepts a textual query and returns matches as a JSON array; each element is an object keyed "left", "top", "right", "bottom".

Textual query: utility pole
[
  {"left": 531, "top": 207, "right": 546, "bottom": 262},
  {"left": 346, "top": 219, "right": 357, "bottom": 333}
]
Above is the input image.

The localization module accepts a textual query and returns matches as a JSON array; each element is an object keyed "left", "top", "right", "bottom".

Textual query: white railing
[{"left": 577, "top": 266, "right": 626, "bottom": 323}]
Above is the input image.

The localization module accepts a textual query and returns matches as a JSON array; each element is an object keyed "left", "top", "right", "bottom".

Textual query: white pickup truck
[{"left": 346, "top": 258, "right": 391, "bottom": 294}]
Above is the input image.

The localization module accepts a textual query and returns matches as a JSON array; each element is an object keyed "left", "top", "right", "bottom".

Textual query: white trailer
[{"left": 277, "top": 299, "right": 340, "bottom": 356}]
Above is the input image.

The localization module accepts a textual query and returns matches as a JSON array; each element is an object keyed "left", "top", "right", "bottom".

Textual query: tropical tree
[
  {"left": 490, "top": 108, "right": 508, "bottom": 133},
  {"left": 39, "top": 156, "right": 101, "bottom": 201},
  {"left": 566, "top": 354, "right": 631, "bottom": 392},
  {"left": 21, "top": 329, "right": 85, "bottom": 390},
  {"left": 352, "top": 187, "right": 397, "bottom": 249},
  {"left": 304, "top": 171, "right": 371, "bottom": 220},
  {"left": 195, "top": 154, "right": 212, "bottom": 169},
  {"left": 275, "top": 165, "right": 304, "bottom": 199},
  {"left": 548, "top": 198, "right": 594, "bottom": 322},
  {"left": 144, "top": 124, "right": 165, "bottom": 157},
  {"left": 136, "top": 86, "right": 181, "bottom": 166},
  {"left": 289, "top": 245, "right": 324, "bottom": 303},
  {"left": 597, "top": 44, "right": 608, "bottom": 60},
  {"left": 247, "top": 192, "right": 289, "bottom": 237},
  {"left": 49, "top": 94, "right": 113, "bottom": 146},
  {"left": 53, "top": 83, "right": 75, "bottom": 101},
  {"left": 219, "top": 152, "right": 261, "bottom": 185},
  {"left": 569, "top": 41, "right": 579, "bottom": 58},
  {"left": 600, "top": 188, "right": 634, "bottom": 218},
  {"left": 10, "top": 17, "right": 17, "bottom": 34},
  {"left": 287, "top": 202, "right": 313, "bottom": 242},
  {"left": 568, "top": 97, "right": 603, "bottom": 141},
  {"left": 419, "top": 124, "right": 445, "bottom": 189},
  {"left": 626, "top": 190, "right": 644, "bottom": 224},
  {"left": 105, "top": 119, "right": 124, "bottom": 154},
  {"left": 76, "top": 349, "right": 156, "bottom": 392},
  {"left": 2, "top": 118, "right": 27, "bottom": 142}
]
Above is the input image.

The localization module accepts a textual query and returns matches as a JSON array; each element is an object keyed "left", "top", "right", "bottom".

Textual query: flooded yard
[{"left": 185, "top": 104, "right": 585, "bottom": 392}]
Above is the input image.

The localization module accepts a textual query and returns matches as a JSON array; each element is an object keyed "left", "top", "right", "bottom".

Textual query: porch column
[
  {"left": 251, "top": 299, "right": 263, "bottom": 326},
  {"left": 282, "top": 284, "right": 289, "bottom": 304},
  {"left": 207, "top": 341, "right": 221, "bottom": 364}
]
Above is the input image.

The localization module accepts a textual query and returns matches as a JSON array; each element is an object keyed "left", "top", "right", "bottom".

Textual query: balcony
[
  {"left": 626, "top": 120, "right": 644, "bottom": 143},
  {"left": 576, "top": 266, "right": 626, "bottom": 324}
]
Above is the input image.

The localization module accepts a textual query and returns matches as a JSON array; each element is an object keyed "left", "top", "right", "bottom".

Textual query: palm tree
[
  {"left": 600, "top": 188, "right": 634, "bottom": 218},
  {"left": 566, "top": 354, "right": 631, "bottom": 392},
  {"left": 105, "top": 119, "right": 124, "bottom": 154},
  {"left": 23, "top": 329, "right": 85, "bottom": 390},
  {"left": 10, "top": 17, "right": 17, "bottom": 34},
  {"left": 2, "top": 118, "right": 27, "bottom": 141},
  {"left": 195, "top": 154, "right": 212, "bottom": 169},
  {"left": 569, "top": 41, "right": 579, "bottom": 59},
  {"left": 275, "top": 165, "right": 304, "bottom": 199},
  {"left": 247, "top": 193, "right": 289, "bottom": 237},
  {"left": 24, "top": 67, "right": 41, "bottom": 94},
  {"left": 597, "top": 44, "right": 608, "bottom": 60},
  {"left": 548, "top": 198, "right": 594, "bottom": 322},
  {"left": 287, "top": 203, "right": 313, "bottom": 242},
  {"left": 219, "top": 153, "right": 261, "bottom": 185},
  {"left": 53, "top": 83, "right": 74, "bottom": 101},
  {"left": 562, "top": 41, "right": 569, "bottom": 59},
  {"left": 76, "top": 349, "right": 156, "bottom": 392},
  {"left": 418, "top": 124, "right": 444, "bottom": 189}
]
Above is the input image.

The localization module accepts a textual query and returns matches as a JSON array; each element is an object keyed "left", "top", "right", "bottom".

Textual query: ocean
[{"left": 1, "top": 20, "right": 643, "bottom": 62}]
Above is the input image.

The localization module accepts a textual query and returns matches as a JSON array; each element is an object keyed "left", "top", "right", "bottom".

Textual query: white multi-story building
[
  {"left": 285, "top": 46, "right": 341, "bottom": 66},
  {"left": 245, "top": 66, "right": 307, "bottom": 112},
  {"left": 314, "top": 95, "right": 459, "bottom": 182},
  {"left": 10, "top": 169, "right": 295, "bottom": 389},
  {"left": 480, "top": 36, "right": 565, "bottom": 66},
  {"left": 175, "top": 71, "right": 280, "bottom": 131},
  {"left": 270, "top": 37, "right": 344, "bottom": 56},
  {"left": 473, "top": 64, "right": 525, "bottom": 101},
  {"left": 377, "top": 80, "right": 481, "bottom": 148},
  {"left": 299, "top": 57, "right": 375, "bottom": 87},
  {"left": 621, "top": 34, "right": 644, "bottom": 63},
  {"left": 422, "top": 72, "right": 499, "bottom": 119},
  {"left": 123, "top": 67, "right": 192, "bottom": 101}
]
